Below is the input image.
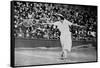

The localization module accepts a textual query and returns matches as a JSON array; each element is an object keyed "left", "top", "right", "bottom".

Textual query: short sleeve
[
  {"left": 64, "top": 19, "right": 72, "bottom": 26},
  {"left": 53, "top": 21, "right": 60, "bottom": 26},
  {"left": 68, "top": 21, "right": 72, "bottom": 26}
]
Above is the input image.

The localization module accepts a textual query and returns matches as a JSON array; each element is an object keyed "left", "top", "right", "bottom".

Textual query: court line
[{"left": 15, "top": 44, "right": 94, "bottom": 50}]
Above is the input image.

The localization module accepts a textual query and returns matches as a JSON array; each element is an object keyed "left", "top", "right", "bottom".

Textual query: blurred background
[{"left": 13, "top": 1, "right": 97, "bottom": 41}]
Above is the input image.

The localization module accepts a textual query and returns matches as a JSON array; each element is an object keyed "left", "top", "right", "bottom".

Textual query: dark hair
[
  {"left": 52, "top": 14, "right": 64, "bottom": 21},
  {"left": 58, "top": 15, "right": 64, "bottom": 20}
]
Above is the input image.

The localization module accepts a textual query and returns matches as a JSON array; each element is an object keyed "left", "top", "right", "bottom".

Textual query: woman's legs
[
  {"left": 60, "top": 35, "right": 72, "bottom": 60},
  {"left": 61, "top": 49, "right": 69, "bottom": 60},
  {"left": 60, "top": 41, "right": 72, "bottom": 60}
]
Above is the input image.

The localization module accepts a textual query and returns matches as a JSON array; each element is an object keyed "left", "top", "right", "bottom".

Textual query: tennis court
[{"left": 15, "top": 45, "right": 97, "bottom": 66}]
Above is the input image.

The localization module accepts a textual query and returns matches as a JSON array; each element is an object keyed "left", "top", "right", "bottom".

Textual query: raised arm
[
  {"left": 42, "top": 22, "right": 54, "bottom": 25},
  {"left": 72, "top": 23, "right": 85, "bottom": 28}
]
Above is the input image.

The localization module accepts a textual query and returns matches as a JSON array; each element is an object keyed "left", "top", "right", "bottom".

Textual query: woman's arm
[
  {"left": 42, "top": 22, "right": 54, "bottom": 25},
  {"left": 72, "top": 23, "right": 85, "bottom": 28}
]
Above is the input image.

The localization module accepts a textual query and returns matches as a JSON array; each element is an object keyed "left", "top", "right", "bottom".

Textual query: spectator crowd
[{"left": 13, "top": 1, "right": 97, "bottom": 41}]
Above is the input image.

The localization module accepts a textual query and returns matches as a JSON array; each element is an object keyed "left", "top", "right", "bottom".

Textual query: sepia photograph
[{"left": 11, "top": 0, "right": 97, "bottom": 67}]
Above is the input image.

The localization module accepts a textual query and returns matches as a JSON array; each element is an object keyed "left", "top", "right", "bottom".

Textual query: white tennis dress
[{"left": 54, "top": 19, "right": 72, "bottom": 52}]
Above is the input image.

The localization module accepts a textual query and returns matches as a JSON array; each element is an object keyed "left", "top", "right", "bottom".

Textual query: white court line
[
  {"left": 15, "top": 44, "right": 94, "bottom": 50},
  {"left": 15, "top": 47, "right": 61, "bottom": 50}
]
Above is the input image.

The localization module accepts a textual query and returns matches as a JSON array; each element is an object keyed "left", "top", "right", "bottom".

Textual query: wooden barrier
[{"left": 15, "top": 38, "right": 96, "bottom": 48}]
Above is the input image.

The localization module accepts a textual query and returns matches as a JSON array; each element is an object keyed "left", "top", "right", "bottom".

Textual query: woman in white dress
[
  {"left": 43, "top": 14, "right": 83, "bottom": 60},
  {"left": 53, "top": 15, "right": 72, "bottom": 59}
]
